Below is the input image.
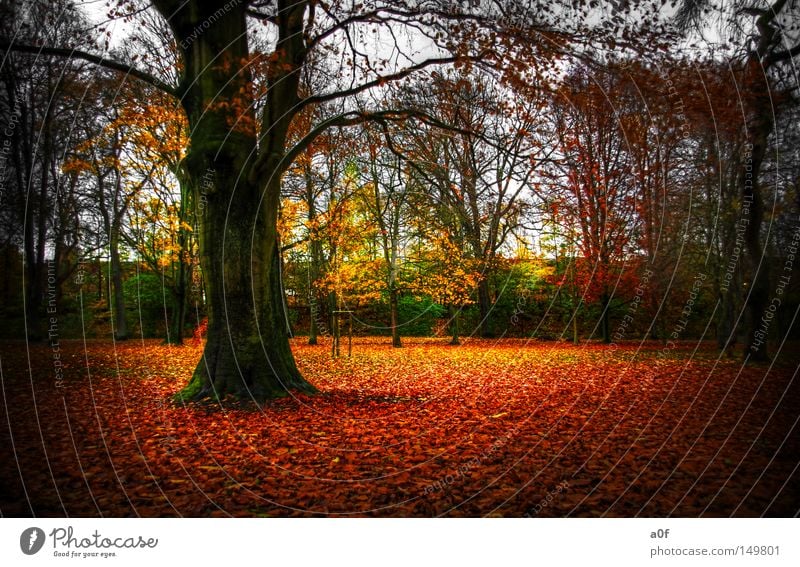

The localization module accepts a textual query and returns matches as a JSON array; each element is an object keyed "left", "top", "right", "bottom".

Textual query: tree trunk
[
  {"left": 741, "top": 87, "right": 772, "bottom": 362},
  {"left": 390, "top": 287, "right": 402, "bottom": 348},
  {"left": 97, "top": 260, "right": 103, "bottom": 301},
  {"left": 449, "top": 304, "right": 460, "bottom": 345},
  {"left": 308, "top": 298, "right": 319, "bottom": 345},
  {"left": 572, "top": 304, "right": 579, "bottom": 345},
  {"left": 477, "top": 277, "right": 493, "bottom": 338},
  {"left": 168, "top": 277, "right": 187, "bottom": 345},
  {"left": 23, "top": 200, "right": 42, "bottom": 341},
  {"left": 179, "top": 171, "right": 315, "bottom": 400},
  {"left": 306, "top": 173, "right": 320, "bottom": 346},
  {"left": 600, "top": 291, "right": 611, "bottom": 344},
  {"left": 154, "top": 0, "right": 316, "bottom": 401},
  {"left": 21, "top": 127, "right": 42, "bottom": 341},
  {"left": 166, "top": 173, "right": 193, "bottom": 345},
  {"left": 307, "top": 242, "right": 319, "bottom": 346},
  {"left": 717, "top": 286, "right": 737, "bottom": 356},
  {"left": 109, "top": 230, "right": 127, "bottom": 340}
]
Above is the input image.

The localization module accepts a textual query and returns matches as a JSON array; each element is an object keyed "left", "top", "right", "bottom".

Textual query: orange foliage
[
  {"left": 410, "top": 233, "right": 481, "bottom": 307},
  {"left": 1, "top": 339, "right": 797, "bottom": 517}
]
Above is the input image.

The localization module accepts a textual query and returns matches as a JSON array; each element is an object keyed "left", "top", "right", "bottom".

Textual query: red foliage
[{"left": 0, "top": 338, "right": 797, "bottom": 517}]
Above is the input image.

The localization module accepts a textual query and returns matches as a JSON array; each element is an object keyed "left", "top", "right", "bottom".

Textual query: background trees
[
  {"left": 677, "top": 0, "right": 800, "bottom": 360},
  {"left": 0, "top": 0, "right": 93, "bottom": 340},
  {"left": 1, "top": 0, "right": 797, "bottom": 399}
]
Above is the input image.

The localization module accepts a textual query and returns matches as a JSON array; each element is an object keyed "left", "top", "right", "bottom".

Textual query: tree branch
[
  {"left": 0, "top": 41, "right": 179, "bottom": 98},
  {"left": 766, "top": 41, "right": 800, "bottom": 65},
  {"left": 298, "top": 52, "right": 493, "bottom": 111}
]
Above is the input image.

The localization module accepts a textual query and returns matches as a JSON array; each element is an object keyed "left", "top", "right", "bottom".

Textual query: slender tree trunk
[
  {"left": 306, "top": 175, "right": 320, "bottom": 345},
  {"left": 167, "top": 174, "right": 192, "bottom": 345},
  {"left": 600, "top": 291, "right": 611, "bottom": 344},
  {"left": 449, "top": 304, "right": 460, "bottom": 345},
  {"left": 97, "top": 260, "right": 103, "bottom": 301},
  {"left": 168, "top": 272, "right": 187, "bottom": 345},
  {"left": 741, "top": 91, "right": 771, "bottom": 362},
  {"left": 717, "top": 286, "right": 737, "bottom": 356},
  {"left": 477, "top": 277, "right": 493, "bottom": 338},
  {"left": 571, "top": 258, "right": 579, "bottom": 345},
  {"left": 308, "top": 239, "right": 320, "bottom": 346},
  {"left": 307, "top": 289, "right": 319, "bottom": 344},
  {"left": 109, "top": 230, "right": 127, "bottom": 340},
  {"left": 572, "top": 304, "right": 579, "bottom": 345},
  {"left": 22, "top": 140, "right": 44, "bottom": 341},
  {"left": 23, "top": 195, "right": 42, "bottom": 341},
  {"left": 390, "top": 287, "right": 402, "bottom": 348},
  {"left": 328, "top": 290, "right": 337, "bottom": 334}
]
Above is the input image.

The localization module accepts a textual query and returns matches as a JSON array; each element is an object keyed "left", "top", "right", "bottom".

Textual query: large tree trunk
[
  {"left": 161, "top": 0, "right": 316, "bottom": 401},
  {"left": 180, "top": 171, "right": 314, "bottom": 400}
]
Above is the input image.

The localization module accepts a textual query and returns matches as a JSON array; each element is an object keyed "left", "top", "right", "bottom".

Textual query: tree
[
  {"left": 410, "top": 232, "right": 481, "bottom": 345},
  {"left": 547, "top": 64, "right": 639, "bottom": 343},
  {"left": 3, "top": 0, "right": 658, "bottom": 399},
  {"left": 676, "top": 0, "right": 800, "bottom": 360},
  {"left": 64, "top": 76, "right": 169, "bottom": 341},
  {"left": 0, "top": 0, "right": 92, "bottom": 339},
  {"left": 282, "top": 112, "right": 357, "bottom": 346},
  {"left": 118, "top": 85, "right": 194, "bottom": 344},
  {"left": 143, "top": 0, "right": 567, "bottom": 400},
  {"left": 356, "top": 126, "right": 415, "bottom": 347},
  {"left": 673, "top": 59, "right": 751, "bottom": 354},
  {"left": 399, "top": 71, "right": 546, "bottom": 337}
]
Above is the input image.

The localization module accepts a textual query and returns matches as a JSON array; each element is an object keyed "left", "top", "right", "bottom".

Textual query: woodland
[{"left": 0, "top": 0, "right": 798, "bottom": 517}]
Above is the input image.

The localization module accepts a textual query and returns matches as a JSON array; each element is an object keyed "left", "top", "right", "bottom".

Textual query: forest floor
[{"left": 1, "top": 337, "right": 798, "bottom": 517}]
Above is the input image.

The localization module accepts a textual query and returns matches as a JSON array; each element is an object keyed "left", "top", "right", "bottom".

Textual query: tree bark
[
  {"left": 157, "top": 0, "right": 316, "bottom": 400},
  {"left": 180, "top": 168, "right": 314, "bottom": 399},
  {"left": 168, "top": 273, "right": 187, "bottom": 345}
]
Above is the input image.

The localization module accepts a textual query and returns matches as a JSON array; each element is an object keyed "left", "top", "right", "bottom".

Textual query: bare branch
[
  {"left": 299, "top": 52, "right": 493, "bottom": 111},
  {"left": 0, "top": 41, "right": 179, "bottom": 98},
  {"left": 766, "top": 41, "right": 800, "bottom": 64}
]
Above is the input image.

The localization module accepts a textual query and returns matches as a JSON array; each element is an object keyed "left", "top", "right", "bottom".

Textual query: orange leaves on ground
[{"left": 0, "top": 339, "right": 797, "bottom": 517}]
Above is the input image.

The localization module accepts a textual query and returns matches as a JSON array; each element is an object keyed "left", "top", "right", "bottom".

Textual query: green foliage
[
  {"left": 398, "top": 296, "right": 446, "bottom": 336},
  {"left": 124, "top": 272, "right": 166, "bottom": 313}
]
